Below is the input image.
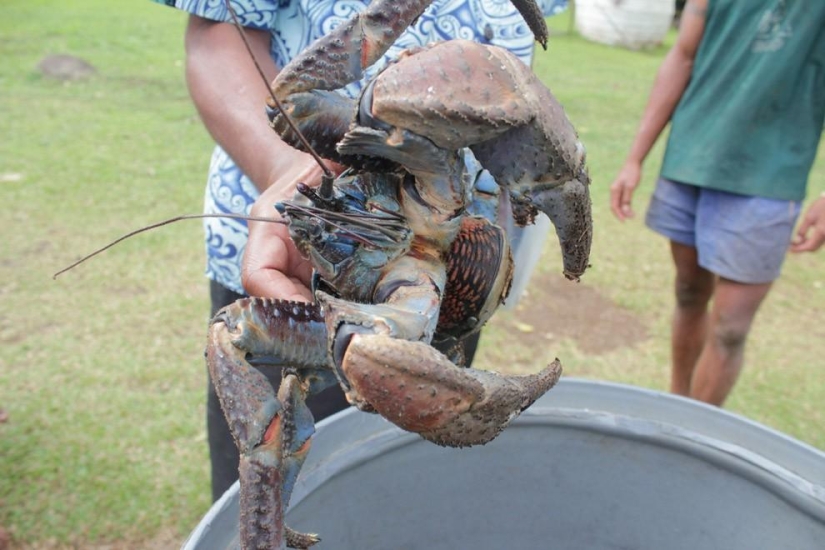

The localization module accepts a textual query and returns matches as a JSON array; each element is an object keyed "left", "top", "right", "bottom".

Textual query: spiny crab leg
[
  {"left": 207, "top": 299, "right": 335, "bottom": 549},
  {"left": 269, "top": 0, "right": 548, "bottom": 99},
  {"left": 243, "top": 374, "right": 318, "bottom": 550},
  {"left": 210, "top": 297, "right": 338, "bottom": 394},
  {"left": 206, "top": 292, "right": 559, "bottom": 448}
]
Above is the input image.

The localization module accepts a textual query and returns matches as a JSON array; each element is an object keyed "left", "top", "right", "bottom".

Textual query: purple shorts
[{"left": 645, "top": 178, "right": 801, "bottom": 284}]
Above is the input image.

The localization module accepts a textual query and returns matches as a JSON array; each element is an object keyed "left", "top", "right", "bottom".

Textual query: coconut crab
[{"left": 206, "top": 0, "right": 592, "bottom": 547}]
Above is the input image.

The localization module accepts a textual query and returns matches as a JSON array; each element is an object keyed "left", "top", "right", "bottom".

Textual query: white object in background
[
  {"left": 575, "top": 0, "right": 675, "bottom": 50},
  {"left": 502, "top": 213, "right": 551, "bottom": 310}
]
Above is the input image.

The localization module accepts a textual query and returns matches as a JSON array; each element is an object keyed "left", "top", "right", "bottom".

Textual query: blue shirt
[{"left": 155, "top": 0, "right": 568, "bottom": 294}]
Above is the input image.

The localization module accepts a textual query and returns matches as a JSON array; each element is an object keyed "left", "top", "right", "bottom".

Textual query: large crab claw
[
  {"left": 341, "top": 40, "right": 593, "bottom": 280},
  {"left": 319, "top": 292, "right": 562, "bottom": 447},
  {"left": 270, "top": 34, "right": 592, "bottom": 283},
  {"left": 341, "top": 334, "right": 562, "bottom": 447}
]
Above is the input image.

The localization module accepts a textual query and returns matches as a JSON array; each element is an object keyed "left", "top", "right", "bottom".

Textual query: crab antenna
[
  {"left": 52, "top": 213, "right": 287, "bottom": 279},
  {"left": 223, "top": 0, "right": 334, "bottom": 181}
]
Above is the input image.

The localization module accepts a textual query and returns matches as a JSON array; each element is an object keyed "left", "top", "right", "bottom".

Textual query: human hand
[
  {"left": 790, "top": 193, "right": 825, "bottom": 253},
  {"left": 609, "top": 160, "right": 643, "bottom": 221},
  {"left": 241, "top": 155, "right": 339, "bottom": 302}
]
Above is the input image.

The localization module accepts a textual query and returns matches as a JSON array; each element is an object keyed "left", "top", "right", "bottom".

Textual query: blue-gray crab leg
[
  {"left": 267, "top": 89, "right": 360, "bottom": 168},
  {"left": 234, "top": 372, "right": 317, "bottom": 550}
]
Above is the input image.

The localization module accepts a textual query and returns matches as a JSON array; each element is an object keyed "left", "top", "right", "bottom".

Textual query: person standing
[{"left": 610, "top": 0, "right": 825, "bottom": 406}]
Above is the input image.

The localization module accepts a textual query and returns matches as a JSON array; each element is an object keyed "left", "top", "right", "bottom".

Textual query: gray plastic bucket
[{"left": 183, "top": 379, "right": 825, "bottom": 549}]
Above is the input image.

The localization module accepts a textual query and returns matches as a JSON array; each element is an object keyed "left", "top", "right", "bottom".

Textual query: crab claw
[
  {"left": 206, "top": 300, "right": 335, "bottom": 549},
  {"left": 339, "top": 333, "right": 562, "bottom": 447},
  {"left": 207, "top": 324, "right": 320, "bottom": 548},
  {"left": 337, "top": 39, "right": 593, "bottom": 281}
]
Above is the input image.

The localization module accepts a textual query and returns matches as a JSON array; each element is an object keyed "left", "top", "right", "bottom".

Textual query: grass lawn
[{"left": 1, "top": 2, "right": 823, "bottom": 548}]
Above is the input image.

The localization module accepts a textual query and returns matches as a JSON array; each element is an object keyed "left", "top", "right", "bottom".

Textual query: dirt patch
[
  {"left": 36, "top": 54, "right": 96, "bottom": 81},
  {"left": 504, "top": 270, "right": 648, "bottom": 355}
]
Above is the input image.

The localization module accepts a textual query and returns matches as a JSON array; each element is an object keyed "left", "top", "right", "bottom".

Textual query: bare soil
[
  {"left": 36, "top": 54, "right": 96, "bottom": 81},
  {"left": 502, "top": 270, "right": 648, "bottom": 355}
]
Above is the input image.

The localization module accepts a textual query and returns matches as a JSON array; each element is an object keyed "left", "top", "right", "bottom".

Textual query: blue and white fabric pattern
[{"left": 156, "top": 0, "right": 568, "bottom": 295}]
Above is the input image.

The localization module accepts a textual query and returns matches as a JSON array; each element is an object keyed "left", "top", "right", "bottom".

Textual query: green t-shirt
[{"left": 661, "top": 0, "right": 825, "bottom": 201}]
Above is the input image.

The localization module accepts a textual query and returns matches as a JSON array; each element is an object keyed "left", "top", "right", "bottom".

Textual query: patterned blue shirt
[{"left": 154, "top": 0, "right": 568, "bottom": 295}]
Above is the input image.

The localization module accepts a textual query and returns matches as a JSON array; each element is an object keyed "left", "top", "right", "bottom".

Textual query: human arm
[
  {"left": 185, "top": 15, "right": 324, "bottom": 193},
  {"left": 185, "top": 15, "right": 330, "bottom": 300},
  {"left": 609, "top": 0, "right": 708, "bottom": 221},
  {"left": 790, "top": 193, "right": 825, "bottom": 253}
]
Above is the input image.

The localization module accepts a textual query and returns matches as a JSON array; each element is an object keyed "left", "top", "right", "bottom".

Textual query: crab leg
[
  {"left": 207, "top": 299, "right": 339, "bottom": 549},
  {"left": 209, "top": 297, "right": 338, "bottom": 393},
  {"left": 269, "top": 0, "right": 548, "bottom": 100}
]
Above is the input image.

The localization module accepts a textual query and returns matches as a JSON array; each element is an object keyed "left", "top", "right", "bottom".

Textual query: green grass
[
  {"left": 1, "top": 3, "right": 823, "bottom": 548},
  {"left": 1, "top": 1, "right": 212, "bottom": 546}
]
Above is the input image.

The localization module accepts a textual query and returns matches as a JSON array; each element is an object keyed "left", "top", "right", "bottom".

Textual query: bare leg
[
  {"left": 669, "top": 241, "right": 714, "bottom": 396},
  {"left": 690, "top": 277, "right": 772, "bottom": 406}
]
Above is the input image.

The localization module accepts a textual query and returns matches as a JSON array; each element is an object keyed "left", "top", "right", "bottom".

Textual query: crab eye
[{"left": 308, "top": 218, "right": 325, "bottom": 239}]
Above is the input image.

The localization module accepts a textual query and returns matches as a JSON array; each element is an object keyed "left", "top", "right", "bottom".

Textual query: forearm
[
  {"left": 184, "top": 15, "right": 296, "bottom": 192},
  {"left": 625, "top": 0, "right": 706, "bottom": 166},
  {"left": 626, "top": 50, "right": 694, "bottom": 165}
]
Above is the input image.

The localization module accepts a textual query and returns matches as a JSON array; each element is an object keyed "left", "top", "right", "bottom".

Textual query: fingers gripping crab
[{"left": 206, "top": 0, "right": 593, "bottom": 547}]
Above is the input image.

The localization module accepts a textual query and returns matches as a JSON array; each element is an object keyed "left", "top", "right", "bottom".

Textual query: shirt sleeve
[
  {"left": 150, "top": 0, "right": 279, "bottom": 30},
  {"left": 539, "top": 0, "right": 569, "bottom": 16}
]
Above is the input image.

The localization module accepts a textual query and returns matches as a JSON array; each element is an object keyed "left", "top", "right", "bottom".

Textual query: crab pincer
[
  {"left": 315, "top": 289, "right": 561, "bottom": 448},
  {"left": 206, "top": 299, "right": 334, "bottom": 549},
  {"left": 341, "top": 333, "right": 562, "bottom": 447},
  {"left": 338, "top": 38, "right": 593, "bottom": 281},
  {"left": 269, "top": 15, "right": 592, "bottom": 283},
  {"left": 268, "top": 0, "right": 549, "bottom": 100}
]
